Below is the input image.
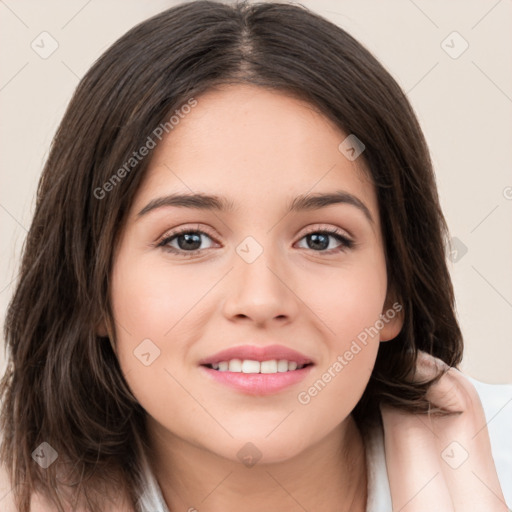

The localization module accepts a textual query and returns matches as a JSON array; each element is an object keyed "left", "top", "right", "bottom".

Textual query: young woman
[{"left": 1, "top": 1, "right": 510, "bottom": 511}]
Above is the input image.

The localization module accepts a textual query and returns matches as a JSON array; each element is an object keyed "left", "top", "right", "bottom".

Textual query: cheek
[
  {"left": 109, "top": 257, "right": 221, "bottom": 443},
  {"left": 111, "top": 245, "right": 215, "bottom": 343},
  {"left": 298, "top": 253, "right": 387, "bottom": 347},
  {"left": 109, "top": 251, "right": 202, "bottom": 400},
  {"left": 293, "top": 255, "right": 386, "bottom": 405}
]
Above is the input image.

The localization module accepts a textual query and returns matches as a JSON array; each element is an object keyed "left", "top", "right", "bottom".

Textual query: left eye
[{"left": 296, "top": 229, "right": 353, "bottom": 252}]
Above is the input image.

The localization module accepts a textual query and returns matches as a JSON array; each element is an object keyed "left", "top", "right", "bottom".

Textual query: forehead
[{"left": 132, "top": 84, "right": 378, "bottom": 222}]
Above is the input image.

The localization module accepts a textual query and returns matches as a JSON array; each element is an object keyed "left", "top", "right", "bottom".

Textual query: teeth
[
  {"left": 212, "top": 359, "right": 306, "bottom": 373},
  {"left": 242, "top": 360, "right": 260, "bottom": 373},
  {"left": 260, "top": 360, "right": 277, "bottom": 373},
  {"left": 228, "top": 359, "right": 242, "bottom": 372},
  {"left": 277, "top": 360, "right": 288, "bottom": 372}
]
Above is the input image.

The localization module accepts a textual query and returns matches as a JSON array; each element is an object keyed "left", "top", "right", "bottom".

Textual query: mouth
[
  {"left": 202, "top": 359, "right": 314, "bottom": 373},
  {"left": 198, "top": 344, "right": 315, "bottom": 395}
]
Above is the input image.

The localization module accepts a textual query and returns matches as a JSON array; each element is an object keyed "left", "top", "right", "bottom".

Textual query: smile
[
  {"left": 200, "top": 360, "right": 314, "bottom": 395},
  {"left": 198, "top": 343, "right": 315, "bottom": 394},
  {"left": 205, "top": 359, "right": 310, "bottom": 373}
]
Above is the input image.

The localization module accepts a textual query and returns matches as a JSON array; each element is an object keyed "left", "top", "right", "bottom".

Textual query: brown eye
[
  {"left": 158, "top": 229, "right": 216, "bottom": 255},
  {"left": 296, "top": 229, "right": 354, "bottom": 253}
]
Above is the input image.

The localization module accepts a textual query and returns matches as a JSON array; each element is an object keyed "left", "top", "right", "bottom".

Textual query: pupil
[
  {"left": 179, "top": 233, "right": 201, "bottom": 250},
  {"left": 309, "top": 233, "right": 328, "bottom": 250}
]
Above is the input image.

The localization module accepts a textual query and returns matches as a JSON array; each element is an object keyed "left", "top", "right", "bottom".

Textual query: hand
[{"left": 381, "top": 350, "right": 509, "bottom": 512}]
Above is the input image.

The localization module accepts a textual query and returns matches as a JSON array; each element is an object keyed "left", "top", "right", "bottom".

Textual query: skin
[
  {"left": 95, "top": 84, "right": 506, "bottom": 511},
  {"left": 382, "top": 353, "right": 508, "bottom": 512},
  {"left": 105, "top": 84, "right": 401, "bottom": 512}
]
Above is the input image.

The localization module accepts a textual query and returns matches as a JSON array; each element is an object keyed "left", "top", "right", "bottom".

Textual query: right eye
[{"left": 157, "top": 228, "right": 218, "bottom": 256}]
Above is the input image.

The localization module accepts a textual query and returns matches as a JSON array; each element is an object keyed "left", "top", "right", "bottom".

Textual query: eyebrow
[{"left": 136, "top": 190, "right": 373, "bottom": 223}]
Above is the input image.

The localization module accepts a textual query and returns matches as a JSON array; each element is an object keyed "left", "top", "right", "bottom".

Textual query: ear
[
  {"left": 95, "top": 318, "right": 108, "bottom": 338},
  {"left": 379, "top": 293, "right": 404, "bottom": 342},
  {"left": 95, "top": 317, "right": 119, "bottom": 355}
]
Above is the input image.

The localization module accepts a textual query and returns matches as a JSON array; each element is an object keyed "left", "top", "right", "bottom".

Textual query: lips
[
  {"left": 198, "top": 344, "right": 314, "bottom": 367},
  {"left": 198, "top": 344, "right": 315, "bottom": 395}
]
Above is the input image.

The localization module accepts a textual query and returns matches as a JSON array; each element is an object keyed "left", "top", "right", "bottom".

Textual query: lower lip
[{"left": 199, "top": 365, "right": 314, "bottom": 395}]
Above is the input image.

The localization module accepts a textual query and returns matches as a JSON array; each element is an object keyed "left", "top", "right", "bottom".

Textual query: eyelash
[{"left": 156, "top": 226, "right": 354, "bottom": 257}]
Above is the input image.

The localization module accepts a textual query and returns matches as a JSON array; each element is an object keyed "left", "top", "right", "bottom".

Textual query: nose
[{"left": 222, "top": 246, "right": 299, "bottom": 327}]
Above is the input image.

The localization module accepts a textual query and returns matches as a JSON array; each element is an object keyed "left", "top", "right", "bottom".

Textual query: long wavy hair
[{"left": 0, "top": 1, "right": 463, "bottom": 510}]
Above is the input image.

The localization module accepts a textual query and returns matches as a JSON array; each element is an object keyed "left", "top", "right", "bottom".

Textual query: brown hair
[{"left": 0, "top": 1, "right": 463, "bottom": 510}]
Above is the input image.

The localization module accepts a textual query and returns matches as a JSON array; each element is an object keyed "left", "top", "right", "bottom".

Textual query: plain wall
[{"left": 1, "top": 0, "right": 511, "bottom": 382}]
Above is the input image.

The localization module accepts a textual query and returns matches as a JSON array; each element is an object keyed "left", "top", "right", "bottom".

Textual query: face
[{"left": 106, "top": 84, "right": 402, "bottom": 464}]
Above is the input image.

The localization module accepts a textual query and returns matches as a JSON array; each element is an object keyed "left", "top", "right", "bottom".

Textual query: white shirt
[{"left": 137, "top": 377, "right": 512, "bottom": 512}]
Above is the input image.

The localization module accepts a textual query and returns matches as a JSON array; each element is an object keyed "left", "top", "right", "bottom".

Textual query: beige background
[{"left": 0, "top": 0, "right": 511, "bottom": 383}]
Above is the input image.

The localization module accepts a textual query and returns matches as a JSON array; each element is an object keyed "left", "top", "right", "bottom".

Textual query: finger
[{"left": 407, "top": 351, "right": 473, "bottom": 413}]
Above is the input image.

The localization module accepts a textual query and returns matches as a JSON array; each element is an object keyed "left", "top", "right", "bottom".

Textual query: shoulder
[
  {"left": 0, "top": 463, "right": 17, "bottom": 512},
  {"left": 0, "top": 463, "right": 135, "bottom": 512},
  {"left": 467, "top": 376, "right": 512, "bottom": 507},
  {"left": 0, "top": 463, "right": 62, "bottom": 512}
]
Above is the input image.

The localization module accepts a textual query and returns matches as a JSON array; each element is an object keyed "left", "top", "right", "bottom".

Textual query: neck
[{"left": 146, "top": 415, "right": 367, "bottom": 512}]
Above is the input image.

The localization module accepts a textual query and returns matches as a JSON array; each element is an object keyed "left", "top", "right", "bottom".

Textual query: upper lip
[{"left": 199, "top": 344, "right": 315, "bottom": 366}]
